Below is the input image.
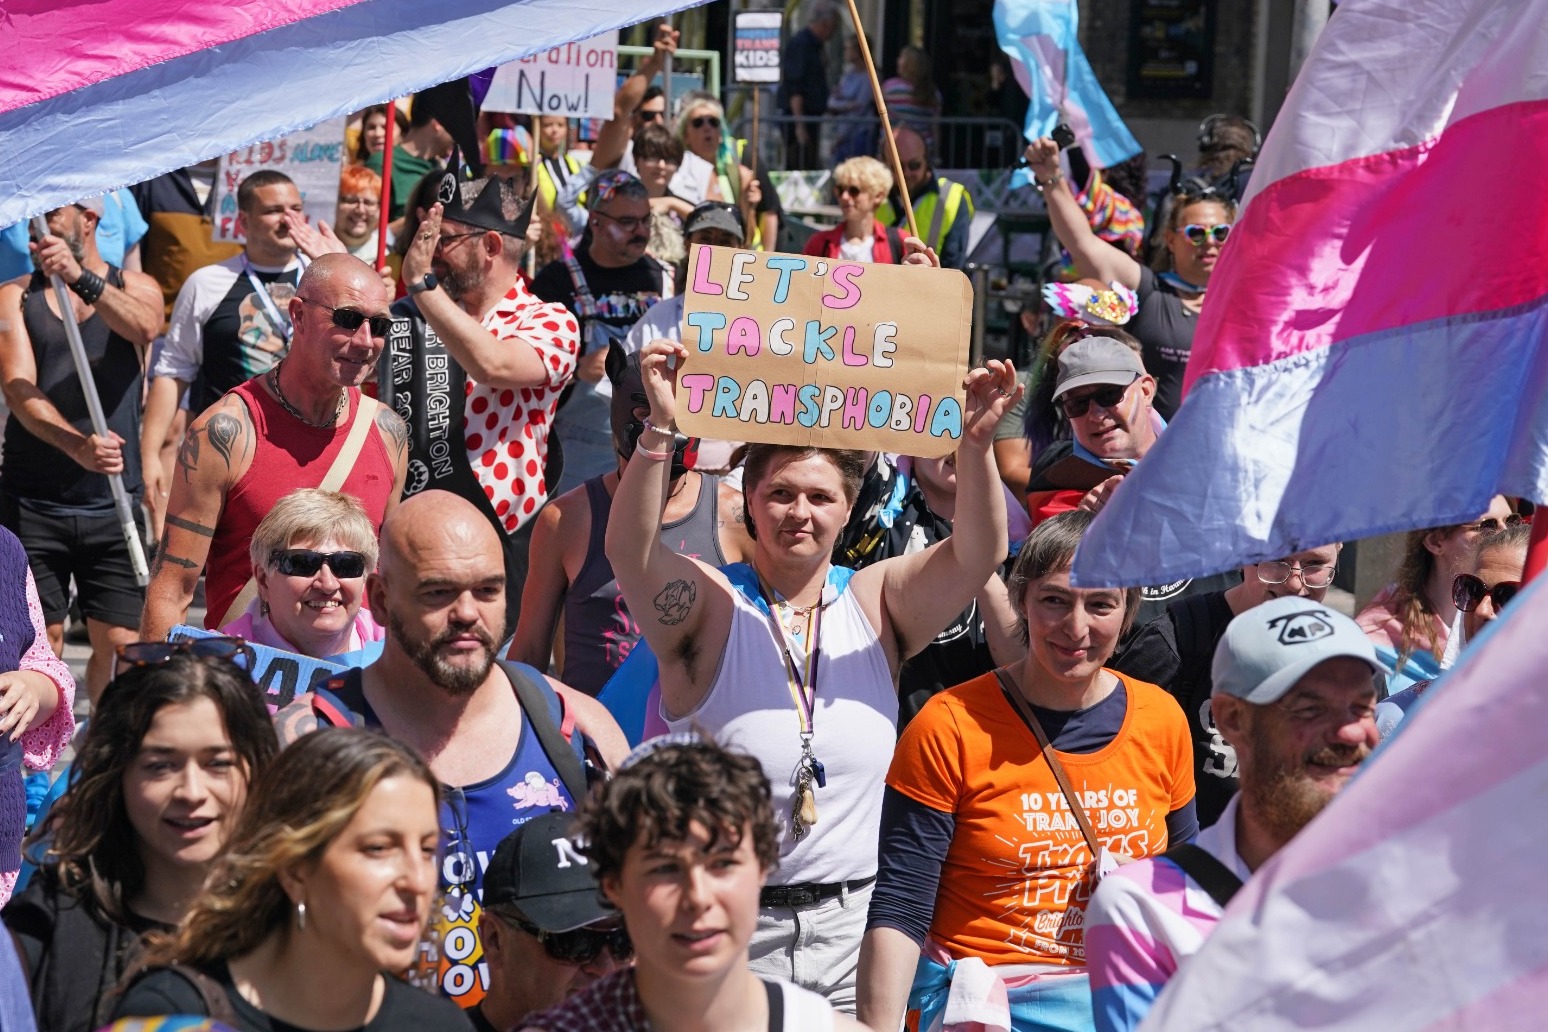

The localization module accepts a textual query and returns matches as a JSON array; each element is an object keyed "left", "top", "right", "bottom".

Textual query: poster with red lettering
[{"left": 678, "top": 245, "right": 971, "bottom": 457}]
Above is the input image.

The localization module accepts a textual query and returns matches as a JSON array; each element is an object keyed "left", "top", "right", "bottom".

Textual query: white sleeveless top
[
  {"left": 775, "top": 979, "right": 839, "bottom": 1030},
  {"left": 666, "top": 576, "right": 897, "bottom": 885}
]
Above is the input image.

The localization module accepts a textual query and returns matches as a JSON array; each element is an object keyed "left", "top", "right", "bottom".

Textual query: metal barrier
[{"left": 725, "top": 106, "right": 1027, "bottom": 174}]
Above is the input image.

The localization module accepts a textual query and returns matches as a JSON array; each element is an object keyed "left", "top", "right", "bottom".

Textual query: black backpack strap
[
  {"left": 763, "top": 979, "right": 785, "bottom": 1032},
  {"left": 886, "top": 226, "right": 905, "bottom": 264},
  {"left": 498, "top": 659, "right": 589, "bottom": 801},
  {"left": 1163, "top": 843, "right": 1244, "bottom": 910}
]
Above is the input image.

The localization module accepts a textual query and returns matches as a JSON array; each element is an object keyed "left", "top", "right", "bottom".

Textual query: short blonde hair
[
  {"left": 248, "top": 489, "right": 379, "bottom": 573},
  {"left": 833, "top": 156, "right": 892, "bottom": 201},
  {"left": 675, "top": 96, "right": 725, "bottom": 140}
]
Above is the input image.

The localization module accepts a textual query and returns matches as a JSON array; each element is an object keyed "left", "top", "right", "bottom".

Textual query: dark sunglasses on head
[
  {"left": 270, "top": 548, "right": 368, "bottom": 579},
  {"left": 1464, "top": 513, "right": 1526, "bottom": 533},
  {"left": 1182, "top": 223, "right": 1232, "bottom": 246},
  {"left": 500, "top": 909, "right": 634, "bottom": 966},
  {"left": 1058, "top": 379, "right": 1135, "bottom": 418},
  {"left": 117, "top": 636, "right": 255, "bottom": 672},
  {"left": 690, "top": 115, "right": 721, "bottom": 130},
  {"left": 296, "top": 296, "right": 392, "bottom": 339},
  {"left": 1452, "top": 573, "right": 1521, "bottom": 614}
]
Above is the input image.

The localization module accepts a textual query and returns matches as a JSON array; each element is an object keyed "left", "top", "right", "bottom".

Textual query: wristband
[
  {"left": 635, "top": 443, "right": 673, "bottom": 461},
  {"left": 1034, "top": 170, "right": 1065, "bottom": 191},
  {"left": 69, "top": 269, "right": 106, "bottom": 305}
]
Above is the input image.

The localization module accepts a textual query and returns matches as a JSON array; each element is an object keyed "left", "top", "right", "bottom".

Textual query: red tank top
[{"left": 204, "top": 379, "right": 395, "bottom": 628}]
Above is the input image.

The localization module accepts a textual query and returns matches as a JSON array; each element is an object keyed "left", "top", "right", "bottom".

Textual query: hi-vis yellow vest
[{"left": 878, "top": 177, "right": 972, "bottom": 254}]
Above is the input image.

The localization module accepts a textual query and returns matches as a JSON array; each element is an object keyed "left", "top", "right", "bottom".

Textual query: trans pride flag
[
  {"left": 0, "top": 0, "right": 703, "bottom": 227},
  {"left": 1073, "top": 0, "right": 1548, "bottom": 589},
  {"left": 1137, "top": 575, "right": 1548, "bottom": 1031}
]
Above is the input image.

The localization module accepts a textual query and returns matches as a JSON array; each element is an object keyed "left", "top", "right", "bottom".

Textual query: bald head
[
  {"left": 892, "top": 127, "right": 929, "bottom": 192},
  {"left": 379, "top": 490, "right": 503, "bottom": 581},
  {"left": 296, "top": 252, "right": 387, "bottom": 306}
]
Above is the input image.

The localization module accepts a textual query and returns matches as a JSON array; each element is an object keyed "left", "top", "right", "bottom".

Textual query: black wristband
[{"left": 69, "top": 269, "right": 106, "bottom": 305}]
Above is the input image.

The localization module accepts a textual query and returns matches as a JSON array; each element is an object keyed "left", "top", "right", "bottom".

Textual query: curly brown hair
[{"left": 579, "top": 738, "right": 781, "bottom": 887}]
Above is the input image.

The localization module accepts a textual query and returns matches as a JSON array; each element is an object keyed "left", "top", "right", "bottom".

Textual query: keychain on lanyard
[{"left": 760, "top": 578, "right": 827, "bottom": 840}]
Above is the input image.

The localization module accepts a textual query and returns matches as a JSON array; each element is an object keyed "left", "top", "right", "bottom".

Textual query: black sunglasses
[
  {"left": 1463, "top": 513, "right": 1526, "bottom": 533},
  {"left": 297, "top": 296, "right": 392, "bottom": 339},
  {"left": 499, "top": 908, "right": 634, "bottom": 966},
  {"left": 1058, "top": 379, "right": 1135, "bottom": 418},
  {"left": 690, "top": 115, "right": 721, "bottom": 130},
  {"left": 270, "top": 548, "right": 368, "bottom": 579},
  {"left": 1452, "top": 573, "right": 1521, "bottom": 614},
  {"left": 117, "top": 636, "right": 255, "bottom": 672}
]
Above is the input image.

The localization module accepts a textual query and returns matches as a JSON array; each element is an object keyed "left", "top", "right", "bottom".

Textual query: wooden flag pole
[
  {"left": 376, "top": 100, "right": 397, "bottom": 271},
  {"left": 845, "top": 0, "right": 918, "bottom": 240},
  {"left": 751, "top": 88, "right": 761, "bottom": 180}
]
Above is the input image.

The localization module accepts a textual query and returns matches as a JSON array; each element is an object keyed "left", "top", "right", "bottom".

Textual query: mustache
[
  {"left": 432, "top": 624, "right": 495, "bottom": 651},
  {"left": 1306, "top": 743, "right": 1371, "bottom": 768}
]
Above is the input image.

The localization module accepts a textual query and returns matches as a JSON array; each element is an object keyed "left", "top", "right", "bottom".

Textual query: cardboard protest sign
[
  {"left": 170, "top": 625, "right": 347, "bottom": 711},
  {"left": 213, "top": 119, "right": 345, "bottom": 242},
  {"left": 677, "top": 245, "right": 971, "bottom": 456},
  {"left": 483, "top": 32, "right": 619, "bottom": 120},
  {"left": 734, "top": 12, "right": 783, "bottom": 83}
]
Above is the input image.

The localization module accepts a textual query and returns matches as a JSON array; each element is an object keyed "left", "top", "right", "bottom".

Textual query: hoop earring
[{"left": 296, "top": 900, "right": 307, "bottom": 931}]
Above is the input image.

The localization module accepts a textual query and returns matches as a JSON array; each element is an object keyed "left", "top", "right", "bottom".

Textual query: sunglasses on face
[
  {"left": 689, "top": 115, "right": 721, "bottom": 130},
  {"left": 1453, "top": 573, "right": 1521, "bottom": 614},
  {"left": 296, "top": 297, "right": 392, "bottom": 340},
  {"left": 1181, "top": 223, "right": 1232, "bottom": 246},
  {"left": 1256, "top": 560, "right": 1337, "bottom": 588},
  {"left": 836, "top": 184, "right": 864, "bottom": 198},
  {"left": 637, "top": 109, "right": 666, "bottom": 123},
  {"left": 270, "top": 548, "right": 368, "bottom": 579},
  {"left": 499, "top": 909, "right": 635, "bottom": 966},
  {"left": 1463, "top": 513, "right": 1526, "bottom": 533},
  {"left": 117, "top": 636, "right": 255, "bottom": 673},
  {"left": 1058, "top": 379, "right": 1135, "bottom": 418},
  {"left": 902, "top": 159, "right": 927, "bottom": 172}
]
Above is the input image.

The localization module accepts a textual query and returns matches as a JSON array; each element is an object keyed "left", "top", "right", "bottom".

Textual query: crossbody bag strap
[
  {"left": 217, "top": 393, "right": 381, "bottom": 628},
  {"left": 1163, "top": 842, "right": 1244, "bottom": 910},
  {"left": 993, "top": 667, "right": 1102, "bottom": 860}
]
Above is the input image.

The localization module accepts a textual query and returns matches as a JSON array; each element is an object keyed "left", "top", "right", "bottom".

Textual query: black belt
[{"left": 759, "top": 876, "right": 876, "bottom": 909}]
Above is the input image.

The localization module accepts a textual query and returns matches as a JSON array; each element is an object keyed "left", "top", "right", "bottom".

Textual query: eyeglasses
[
  {"left": 689, "top": 115, "right": 721, "bottom": 130},
  {"left": 592, "top": 210, "right": 650, "bottom": 233},
  {"left": 1453, "top": 573, "right": 1521, "bottom": 614},
  {"left": 1057, "top": 379, "right": 1136, "bottom": 418},
  {"left": 1462, "top": 513, "right": 1526, "bottom": 533},
  {"left": 1256, "top": 561, "right": 1337, "bottom": 588},
  {"left": 496, "top": 908, "right": 634, "bottom": 966},
  {"left": 433, "top": 230, "right": 485, "bottom": 253},
  {"left": 270, "top": 548, "right": 368, "bottom": 579},
  {"left": 337, "top": 195, "right": 377, "bottom": 208},
  {"left": 296, "top": 297, "right": 392, "bottom": 340},
  {"left": 117, "top": 637, "right": 255, "bottom": 672},
  {"left": 1181, "top": 223, "right": 1232, "bottom": 246}
]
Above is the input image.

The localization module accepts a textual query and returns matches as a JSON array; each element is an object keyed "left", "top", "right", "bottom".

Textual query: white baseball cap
[{"left": 1212, "top": 595, "right": 1381, "bottom": 705}]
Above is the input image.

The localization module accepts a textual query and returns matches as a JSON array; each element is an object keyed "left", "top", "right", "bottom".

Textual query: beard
[
  {"left": 1246, "top": 720, "right": 1371, "bottom": 842},
  {"left": 387, "top": 610, "right": 503, "bottom": 696},
  {"left": 438, "top": 253, "right": 486, "bottom": 302},
  {"left": 31, "top": 227, "right": 85, "bottom": 274}
]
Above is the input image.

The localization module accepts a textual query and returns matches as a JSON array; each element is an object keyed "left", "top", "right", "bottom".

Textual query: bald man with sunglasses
[{"left": 140, "top": 253, "right": 408, "bottom": 642}]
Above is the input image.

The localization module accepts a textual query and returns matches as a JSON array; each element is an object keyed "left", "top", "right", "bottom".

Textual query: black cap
[
  {"left": 438, "top": 172, "right": 536, "bottom": 240},
  {"left": 683, "top": 201, "right": 744, "bottom": 239},
  {"left": 481, "top": 811, "right": 610, "bottom": 933}
]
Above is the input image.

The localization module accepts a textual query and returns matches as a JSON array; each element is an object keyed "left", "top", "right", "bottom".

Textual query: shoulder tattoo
[
  {"left": 177, "top": 403, "right": 251, "bottom": 481},
  {"left": 375, "top": 404, "right": 409, "bottom": 455},
  {"left": 653, "top": 578, "right": 697, "bottom": 626}
]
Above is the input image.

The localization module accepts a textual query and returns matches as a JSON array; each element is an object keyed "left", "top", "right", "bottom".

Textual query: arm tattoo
[
  {"left": 375, "top": 405, "right": 409, "bottom": 455},
  {"left": 165, "top": 514, "right": 215, "bottom": 537},
  {"left": 653, "top": 579, "right": 697, "bottom": 626},
  {"left": 205, "top": 412, "right": 242, "bottom": 466},
  {"left": 175, "top": 427, "right": 200, "bottom": 481},
  {"left": 274, "top": 698, "right": 320, "bottom": 746},
  {"left": 150, "top": 528, "right": 201, "bottom": 574}
]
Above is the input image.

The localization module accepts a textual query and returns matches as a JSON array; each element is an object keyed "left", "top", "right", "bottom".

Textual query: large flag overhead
[
  {"left": 994, "top": 0, "right": 1141, "bottom": 171},
  {"left": 1072, "top": 0, "right": 1548, "bottom": 589},
  {"left": 0, "top": 0, "right": 703, "bottom": 227},
  {"left": 1136, "top": 578, "right": 1548, "bottom": 1031}
]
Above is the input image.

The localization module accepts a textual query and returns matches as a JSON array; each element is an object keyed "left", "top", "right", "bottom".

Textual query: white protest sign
[
  {"left": 483, "top": 32, "right": 619, "bottom": 120},
  {"left": 734, "top": 12, "right": 783, "bottom": 84},
  {"left": 213, "top": 119, "right": 346, "bottom": 242}
]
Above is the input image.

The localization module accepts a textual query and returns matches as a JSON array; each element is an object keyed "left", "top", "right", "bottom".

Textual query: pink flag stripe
[
  {"left": 0, "top": 0, "right": 370, "bottom": 116},
  {"left": 1184, "top": 98, "right": 1548, "bottom": 391},
  {"left": 1415, "top": 957, "right": 1548, "bottom": 1032}
]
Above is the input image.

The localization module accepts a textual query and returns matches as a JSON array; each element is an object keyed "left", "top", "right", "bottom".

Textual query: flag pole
[
  {"left": 845, "top": 0, "right": 919, "bottom": 239},
  {"left": 29, "top": 216, "right": 149, "bottom": 587},
  {"left": 376, "top": 100, "right": 397, "bottom": 271},
  {"left": 1525, "top": 511, "right": 1548, "bottom": 585}
]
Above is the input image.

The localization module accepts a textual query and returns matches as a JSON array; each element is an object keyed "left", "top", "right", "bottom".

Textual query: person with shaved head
[
  {"left": 139, "top": 252, "right": 408, "bottom": 641},
  {"left": 273, "top": 489, "right": 627, "bottom": 1013}
]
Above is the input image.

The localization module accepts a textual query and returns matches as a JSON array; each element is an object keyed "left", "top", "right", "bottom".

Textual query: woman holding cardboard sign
[{"left": 605, "top": 334, "right": 1020, "bottom": 1011}]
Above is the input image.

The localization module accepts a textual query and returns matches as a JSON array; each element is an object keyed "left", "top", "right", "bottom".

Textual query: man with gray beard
[{"left": 273, "top": 489, "right": 627, "bottom": 1008}]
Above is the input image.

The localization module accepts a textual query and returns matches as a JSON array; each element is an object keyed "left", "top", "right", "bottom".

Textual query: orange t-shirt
[{"left": 887, "top": 670, "right": 1194, "bottom": 967}]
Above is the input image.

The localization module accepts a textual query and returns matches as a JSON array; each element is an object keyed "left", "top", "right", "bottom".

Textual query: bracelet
[
  {"left": 1034, "top": 170, "right": 1065, "bottom": 192},
  {"left": 641, "top": 417, "right": 677, "bottom": 438},
  {"left": 635, "top": 443, "right": 674, "bottom": 461},
  {"left": 69, "top": 269, "right": 106, "bottom": 305}
]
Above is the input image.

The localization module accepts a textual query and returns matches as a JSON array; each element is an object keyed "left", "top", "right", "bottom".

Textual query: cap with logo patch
[
  {"left": 1211, "top": 594, "right": 1381, "bottom": 705},
  {"left": 481, "top": 810, "right": 609, "bottom": 933}
]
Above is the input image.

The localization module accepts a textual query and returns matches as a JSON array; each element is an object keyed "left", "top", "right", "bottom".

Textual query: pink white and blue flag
[
  {"left": 995, "top": 0, "right": 1141, "bottom": 172},
  {"left": 0, "top": 0, "right": 703, "bottom": 227},
  {"left": 1073, "top": 0, "right": 1548, "bottom": 589},
  {"left": 1137, "top": 574, "right": 1548, "bottom": 1031}
]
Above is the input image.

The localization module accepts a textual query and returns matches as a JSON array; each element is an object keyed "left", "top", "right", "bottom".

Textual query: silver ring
[{"left": 995, "top": 388, "right": 1011, "bottom": 398}]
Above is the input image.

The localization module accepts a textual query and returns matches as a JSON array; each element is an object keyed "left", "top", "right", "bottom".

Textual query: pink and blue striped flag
[
  {"left": 0, "top": 0, "right": 703, "bottom": 227},
  {"left": 1136, "top": 574, "right": 1548, "bottom": 1031},
  {"left": 1072, "top": 0, "right": 1548, "bottom": 589}
]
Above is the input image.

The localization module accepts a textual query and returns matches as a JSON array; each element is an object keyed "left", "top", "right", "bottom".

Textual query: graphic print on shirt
[
  {"left": 1197, "top": 698, "right": 1237, "bottom": 780},
  {"left": 508, "top": 770, "right": 570, "bottom": 810},
  {"left": 991, "top": 782, "right": 1159, "bottom": 961}
]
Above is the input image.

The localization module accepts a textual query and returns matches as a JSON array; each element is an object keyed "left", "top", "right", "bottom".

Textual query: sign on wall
[
  {"left": 213, "top": 119, "right": 345, "bottom": 242},
  {"left": 734, "top": 12, "right": 784, "bottom": 84},
  {"left": 483, "top": 32, "right": 619, "bottom": 120}
]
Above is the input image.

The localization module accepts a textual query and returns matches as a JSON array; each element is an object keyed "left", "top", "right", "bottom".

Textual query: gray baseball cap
[
  {"left": 1212, "top": 595, "right": 1381, "bottom": 705},
  {"left": 684, "top": 201, "right": 744, "bottom": 240},
  {"left": 1052, "top": 336, "right": 1147, "bottom": 400}
]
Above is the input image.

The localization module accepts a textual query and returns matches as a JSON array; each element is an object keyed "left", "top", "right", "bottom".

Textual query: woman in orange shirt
[{"left": 856, "top": 509, "right": 1196, "bottom": 1032}]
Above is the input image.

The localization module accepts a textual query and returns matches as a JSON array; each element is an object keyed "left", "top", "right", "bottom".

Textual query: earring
[{"left": 296, "top": 900, "right": 307, "bottom": 931}]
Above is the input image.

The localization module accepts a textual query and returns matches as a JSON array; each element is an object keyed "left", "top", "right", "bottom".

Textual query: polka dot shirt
[{"left": 464, "top": 280, "right": 580, "bottom": 533}]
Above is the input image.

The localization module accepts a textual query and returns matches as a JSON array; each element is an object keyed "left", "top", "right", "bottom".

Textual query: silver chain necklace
[{"left": 268, "top": 361, "right": 343, "bottom": 429}]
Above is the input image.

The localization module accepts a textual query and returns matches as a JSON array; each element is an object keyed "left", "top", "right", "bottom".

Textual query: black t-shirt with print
[
  {"left": 530, "top": 250, "right": 664, "bottom": 339},
  {"left": 1129, "top": 265, "right": 1198, "bottom": 420}
]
